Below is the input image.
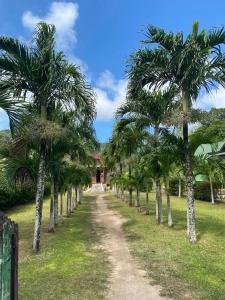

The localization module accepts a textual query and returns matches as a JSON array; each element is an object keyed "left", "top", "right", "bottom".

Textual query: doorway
[{"left": 96, "top": 168, "right": 101, "bottom": 183}]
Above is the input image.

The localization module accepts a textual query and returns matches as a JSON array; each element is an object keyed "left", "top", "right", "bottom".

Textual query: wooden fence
[{"left": 0, "top": 212, "right": 18, "bottom": 300}]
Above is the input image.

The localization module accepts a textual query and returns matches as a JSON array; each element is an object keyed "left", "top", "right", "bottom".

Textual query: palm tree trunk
[
  {"left": 155, "top": 176, "right": 163, "bottom": 224},
  {"left": 48, "top": 180, "right": 55, "bottom": 232},
  {"left": 72, "top": 187, "right": 76, "bottom": 210},
  {"left": 146, "top": 183, "right": 150, "bottom": 215},
  {"left": 153, "top": 125, "right": 163, "bottom": 224},
  {"left": 75, "top": 188, "right": 78, "bottom": 208},
  {"left": 183, "top": 95, "right": 196, "bottom": 243},
  {"left": 209, "top": 176, "right": 215, "bottom": 204},
  {"left": 69, "top": 186, "right": 73, "bottom": 212},
  {"left": 32, "top": 141, "right": 46, "bottom": 252},
  {"left": 33, "top": 104, "right": 47, "bottom": 252},
  {"left": 116, "top": 185, "right": 119, "bottom": 198},
  {"left": 128, "top": 164, "right": 132, "bottom": 207},
  {"left": 66, "top": 189, "right": 70, "bottom": 217},
  {"left": 60, "top": 192, "right": 63, "bottom": 224},
  {"left": 121, "top": 184, "right": 124, "bottom": 200},
  {"left": 136, "top": 188, "right": 140, "bottom": 207},
  {"left": 166, "top": 178, "right": 173, "bottom": 227},
  {"left": 77, "top": 187, "right": 81, "bottom": 204},
  {"left": 54, "top": 181, "right": 58, "bottom": 226},
  {"left": 178, "top": 177, "right": 182, "bottom": 197}
]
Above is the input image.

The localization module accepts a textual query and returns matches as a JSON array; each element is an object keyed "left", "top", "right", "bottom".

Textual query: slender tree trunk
[
  {"left": 209, "top": 176, "right": 215, "bottom": 204},
  {"left": 70, "top": 188, "right": 73, "bottom": 212},
  {"left": 33, "top": 104, "right": 47, "bottom": 252},
  {"left": 32, "top": 141, "right": 46, "bottom": 252},
  {"left": 121, "top": 184, "right": 124, "bottom": 201},
  {"left": 183, "top": 95, "right": 196, "bottom": 244},
  {"left": 166, "top": 178, "right": 173, "bottom": 227},
  {"left": 116, "top": 185, "right": 119, "bottom": 198},
  {"left": 136, "top": 188, "right": 140, "bottom": 207},
  {"left": 68, "top": 186, "right": 72, "bottom": 212},
  {"left": 153, "top": 125, "right": 163, "bottom": 224},
  {"left": 155, "top": 176, "right": 163, "bottom": 224},
  {"left": 128, "top": 164, "right": 133, "bottom": 207},
  {"left": 66, "top": 189, "right": 70, "bottom": 217},
  {"left": 178, "top": 177, "right": 182, "bottom": 198},
  {"left": 48, "top": 181, "right": 55, "bottom": 232},
  {"left": 75, "top": 188, "right": 78, "bottom": 208},
  {"left": 54, "top": 181, "right": 58, "bottom": 226},
  {"left": 72, "top": 187, "right": 76, "bottom": 210},
  {"left": 146, "top": 183, "right": 150, "bottom": 215},
  {"left": 77, "top": 187, "right": 82, "bottom": 204},
  {"left": 60, "top": 192, "right": 63, "bottom": 224}
]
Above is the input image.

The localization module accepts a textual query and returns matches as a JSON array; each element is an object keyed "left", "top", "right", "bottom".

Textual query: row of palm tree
[
  {"left": 0, "top": 22, "right": 97, "bottom": 252},
  {"left": 104, "top": 22, "right": 225, "bottom": 243}
]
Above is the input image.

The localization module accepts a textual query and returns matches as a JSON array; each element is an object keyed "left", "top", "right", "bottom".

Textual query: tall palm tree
[
  {"left": 110, "top": 122, "right": 147, "bottom": 206},
  {"left": 117, "top": 88, "right": 176, "bottom": 223},
  {"left": 127, "top": 22, "right": 225, "bottom": 243},
  {"left": 0, "top": 22, "right": 96, "bottom": 251}
]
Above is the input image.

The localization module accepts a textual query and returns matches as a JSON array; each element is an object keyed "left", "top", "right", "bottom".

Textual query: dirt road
[{"left": 94, "top": 194, "right": 169, "bottom": 300}]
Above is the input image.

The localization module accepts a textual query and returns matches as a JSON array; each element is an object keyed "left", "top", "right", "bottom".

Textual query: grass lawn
[
  {"left": 105, "top": 192, "right": 225, "bottom": 300},
  {"left": 7, "top": 194, "right": 110, "bottom": 300}
]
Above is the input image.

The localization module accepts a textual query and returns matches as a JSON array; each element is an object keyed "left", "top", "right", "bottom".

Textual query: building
[{"left": 91, "top": 153, "right": 107, "bottom": 184}]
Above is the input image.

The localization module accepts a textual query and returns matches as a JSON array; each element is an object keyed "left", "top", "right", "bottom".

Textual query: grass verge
[
  {"left": 7, "top": 194, "right": 110, "bottom": 300},
  {"left": 105, "top": 192, "right": 225, "bottom": 300}
]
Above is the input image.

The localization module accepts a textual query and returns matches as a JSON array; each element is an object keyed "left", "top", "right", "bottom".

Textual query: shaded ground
[
  {"left": 94, "top": 194, "right": 168, "bottom": 300},
  {"left": 7, "top": 194, "right": 109, "bottom": 300}
]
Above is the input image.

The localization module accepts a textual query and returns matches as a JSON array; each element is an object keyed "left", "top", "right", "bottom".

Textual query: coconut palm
[
  {"left": 127, "top": 22, "right": 225, "bottom": 243},
  {"left": 0, "top": 22, "right": 96, "bottom": 251}
]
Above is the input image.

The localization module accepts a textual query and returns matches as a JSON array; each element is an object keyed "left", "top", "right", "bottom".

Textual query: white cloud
[
  {"left": 22, "top": 2, "right": 79, "bottom": 50},
  {"left": 21, "top": 4, "right": 126, "bottom": 123},
  {"left": 95, "top": 71, "right": 127, "bottom": 121},
  {"left": 196, "top": 86, "right": 225, "bottom": 110}
]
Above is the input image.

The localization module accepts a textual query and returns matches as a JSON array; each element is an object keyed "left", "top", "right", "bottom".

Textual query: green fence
[{"left": 0, "top": 213, "right": 18, "bottom": 300}]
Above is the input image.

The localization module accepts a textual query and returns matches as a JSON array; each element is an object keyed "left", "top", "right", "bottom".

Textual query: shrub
[{"left": 194, "top": 182, "right": 211, "bottom": 201}]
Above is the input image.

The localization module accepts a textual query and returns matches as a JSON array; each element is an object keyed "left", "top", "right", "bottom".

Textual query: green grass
[
  {"left": 105, "top": 192, "right": 225, "bottom": 300},
  {"left": 7, "top": 194, "right": 110, "bottom": 300}
]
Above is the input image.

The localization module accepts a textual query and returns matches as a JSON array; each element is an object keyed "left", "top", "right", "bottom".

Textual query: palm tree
[
  {"left": 0, "top": 92, "right": 25, "bottom": 134},
  {"left": 127, "top": 22, "right": 225, "bottom": 243},
  {"left": 159, "top": 130, "right": 184, "bottom": 227},
  {"left": 0, "top": 22, "right": 96, "bottom": 251},
  {"left": 110, "top": 122, "right": 147, "bottom": 207},
  {"left": 117, "top": 88, "right": 176, "bottom": 223}
]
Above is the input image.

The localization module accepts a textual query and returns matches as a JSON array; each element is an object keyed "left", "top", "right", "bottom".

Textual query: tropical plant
[
  {"left": 0, "top": 22, "right": 96, "bottom": 251},
  {"left": 127, "top": 22, "right": 225, "bottom": 243},
  {"left": 109, "top": 122, "right": 148, "bottom": 206},
  {"left": 117, "top": 88, "right": 177, "bottom": 223}
]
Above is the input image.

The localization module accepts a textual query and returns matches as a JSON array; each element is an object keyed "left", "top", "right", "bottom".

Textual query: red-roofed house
[{"left": 91, "top": 153, "right": 107, "bottom": 184}]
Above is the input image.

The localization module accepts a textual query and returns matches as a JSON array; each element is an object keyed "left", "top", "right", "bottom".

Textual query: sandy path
[{"left": 94, "top": 194, "right": 169, "bottom": 300}]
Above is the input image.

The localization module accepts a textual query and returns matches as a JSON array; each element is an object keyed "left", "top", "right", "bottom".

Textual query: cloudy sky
[{"left": 1, "top": 0, "right": 225, "bottom": 141}]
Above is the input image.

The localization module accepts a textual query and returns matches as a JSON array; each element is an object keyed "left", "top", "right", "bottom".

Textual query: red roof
[{"left": 94, "top": 153, "right": 101, "bottom": 161}]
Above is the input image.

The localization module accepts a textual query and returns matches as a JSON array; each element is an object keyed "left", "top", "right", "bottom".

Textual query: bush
[
  {"left": 194, "top": 182, "right": 211, "bottom": 201},
  {"left": 0, "top": 187, "right": 36, "bottom": 210}
]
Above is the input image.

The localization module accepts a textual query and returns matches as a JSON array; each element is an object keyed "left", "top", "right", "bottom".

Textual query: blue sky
[{"left": 1, "top": 0, "right": 225, "bottom": 141}]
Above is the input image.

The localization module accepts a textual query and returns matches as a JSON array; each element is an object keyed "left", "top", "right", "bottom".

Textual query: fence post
[{"left": 0, "top": 213, "right": 18, "bottom": 300}]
